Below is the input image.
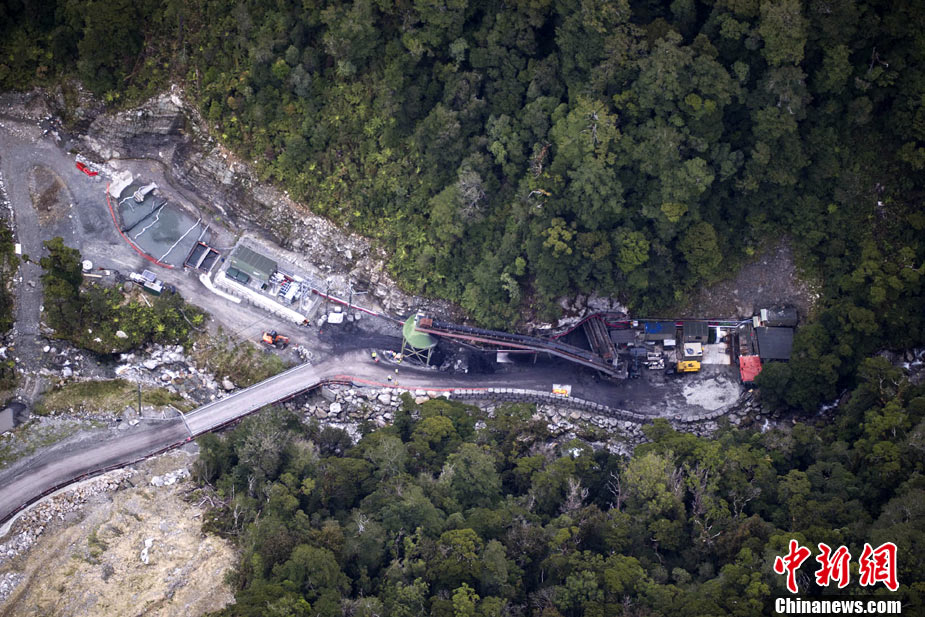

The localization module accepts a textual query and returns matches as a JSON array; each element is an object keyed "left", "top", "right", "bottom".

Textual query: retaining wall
[{"left": 447, "top": 387, "right": 733, "bottom": 423}]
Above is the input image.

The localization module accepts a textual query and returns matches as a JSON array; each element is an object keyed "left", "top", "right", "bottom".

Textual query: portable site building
[
  {"left": 683, "top": 321, "right": 709, "bottom": 343},
  {"left": 228, "top": 246, "right": 277, "bottom": 287},
  {"left": 644, "top": 321, "right": 676, "bottom": 341},
  {"left": 762, "top": 307, "right": 799, "bottom": 328},
  {"left": 739, "top": 355, "right": 762, "bottom": 383}
]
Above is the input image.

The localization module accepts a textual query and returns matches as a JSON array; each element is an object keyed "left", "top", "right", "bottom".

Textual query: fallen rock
[
  {"left": 150, "top": 468, "right": 190, "bottom": 487},
  {"left": 140, "top": 537, "right": 154, "bottom": 565}
]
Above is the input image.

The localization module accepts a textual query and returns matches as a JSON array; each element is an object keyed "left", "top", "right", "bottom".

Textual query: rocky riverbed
[{"left": 283, "top": 382, "right": 781, "bottom": 457}]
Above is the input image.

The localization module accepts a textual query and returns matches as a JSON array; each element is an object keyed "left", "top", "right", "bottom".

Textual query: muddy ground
[{"left": 28, "top": 165, "right": 70, "bottom": 226}]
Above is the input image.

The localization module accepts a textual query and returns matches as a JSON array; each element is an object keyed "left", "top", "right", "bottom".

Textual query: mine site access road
[
  {"left": 0, "top": 350, "right": 625, "bottom": 526},
  {"left": 0, "top": 108, "right": 744, "bottom": 530}
]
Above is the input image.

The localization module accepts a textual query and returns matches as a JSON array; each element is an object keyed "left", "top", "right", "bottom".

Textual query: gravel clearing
[
  {"left": 680, "top": 240, "right": 820, "bottom": 319},
  {"left": 682, "top": 372, "right": 743, "bottom": 411}
]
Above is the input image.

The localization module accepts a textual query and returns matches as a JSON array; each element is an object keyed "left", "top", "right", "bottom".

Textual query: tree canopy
[
  {"left": 1, "top": 1, "right": 921, "bottom": 331},
  {"left": 194, "top": 384, "right": 925, "bottom": 616},
  {"left": 39, "top": 237, "right": 204, "bottom": 353},
  {"left": 2, "top": 3, "right": 924, "bottom": 410}
]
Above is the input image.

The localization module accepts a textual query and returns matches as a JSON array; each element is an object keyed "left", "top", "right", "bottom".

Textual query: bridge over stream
[
  {"left": 0, "top": 349, "right": 638, "bottom": 527},
  {"left": 0, "top": 311, "right": 752, "bottom": 528}
]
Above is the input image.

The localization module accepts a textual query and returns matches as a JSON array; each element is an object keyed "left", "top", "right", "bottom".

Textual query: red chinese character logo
[
  {"left": 815, "top": 543, "right": 851, "bottom": 588},
  {"left": 859, "top": 542, "right": 898, "bottom": 591},
  {"left": 774, "top": 539, "right": 812, "bottom": 593}
]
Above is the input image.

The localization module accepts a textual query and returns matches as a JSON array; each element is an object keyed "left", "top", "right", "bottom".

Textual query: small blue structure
[{"left": 644, "top": 321, "right": 676, "bottom": 341}]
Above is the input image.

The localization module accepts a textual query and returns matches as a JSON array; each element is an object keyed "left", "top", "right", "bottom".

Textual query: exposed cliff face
[
  {"left": 82, "top": 92, "right": 187, "bottom": 156},
  {"left": 69, "top": 86, "right": 452, "bottom": 317}
]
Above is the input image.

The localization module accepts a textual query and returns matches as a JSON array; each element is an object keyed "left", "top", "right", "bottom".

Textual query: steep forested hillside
[
  {"left": 1, "top": 1, "right": 923, "bottom": 404},
  {"left": 3, "top": 3, "right": 924, "bottom": 614},
  {"left": 193, "top": 374, "right": 925, "bottom": 616}
]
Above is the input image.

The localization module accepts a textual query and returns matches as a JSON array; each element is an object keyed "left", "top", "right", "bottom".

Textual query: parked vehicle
[{"left": 262, "top": 331, "right": 290, "bottom": 349}]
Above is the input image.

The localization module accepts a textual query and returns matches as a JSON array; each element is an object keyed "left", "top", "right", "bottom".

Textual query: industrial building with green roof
[{"left": 228, "top": 246, "right": 277, "bottom": 286}]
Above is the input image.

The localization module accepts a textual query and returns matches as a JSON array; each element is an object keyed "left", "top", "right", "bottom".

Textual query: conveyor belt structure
[{"left": 416, "top": 317, "right": 624, "bottom": 378}]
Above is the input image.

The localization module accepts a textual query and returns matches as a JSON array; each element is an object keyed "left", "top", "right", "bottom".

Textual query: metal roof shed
[
  {"left": 229, "top": 246, "right": 277, "bottom": 286},
  {"left": 644, "top": 321, "right": 677, "bottom": 341},
  {"left": 756, "top": 327, "right": 794, "bottom": 361},
  {"left": 610, "top": 329, "right": 638, "bottom": 346},
  {"left": 683, "top": 321, "right": 709, "bottom": 342},
  {"left": 739, "top": 355, "right": 762, "bottom": 383}
]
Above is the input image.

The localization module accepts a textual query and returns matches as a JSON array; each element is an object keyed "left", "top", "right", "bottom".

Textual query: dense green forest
[
  {"left": 1, "top": 0, "right": 924, "bottom": 410},
  {"left": 0, "top": 220, "right": 18, "bottom": 389},
  {"left": 2, "top": 2, "right": 924, "bottom": 614},
  {"left": 194, "top": 374, "right": 924, "bottom": 617}
]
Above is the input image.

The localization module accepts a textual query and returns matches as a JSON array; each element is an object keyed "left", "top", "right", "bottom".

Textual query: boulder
[{"left": 140, "top": 538, "right": 154, "bottom": 565}]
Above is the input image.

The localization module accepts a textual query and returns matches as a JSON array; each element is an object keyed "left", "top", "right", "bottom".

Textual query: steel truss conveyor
[{"left": 415, "top": 317, "right": 624, "bottom": 378}]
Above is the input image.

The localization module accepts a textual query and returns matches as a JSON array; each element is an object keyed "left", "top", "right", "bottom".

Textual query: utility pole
[
  {"left": 137, "top": 383, "right": 142, "bottom": 417},
  {"left": 320, "top": 279, "right": 330, "bottom": 335},
  {"left": 348, "top": 280, "right": 367, "bottom": 322}
]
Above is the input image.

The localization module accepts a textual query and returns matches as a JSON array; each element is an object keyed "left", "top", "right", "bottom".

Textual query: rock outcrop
[{"left": 74, "top": 86, "right": 452, "bottom": 317}]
